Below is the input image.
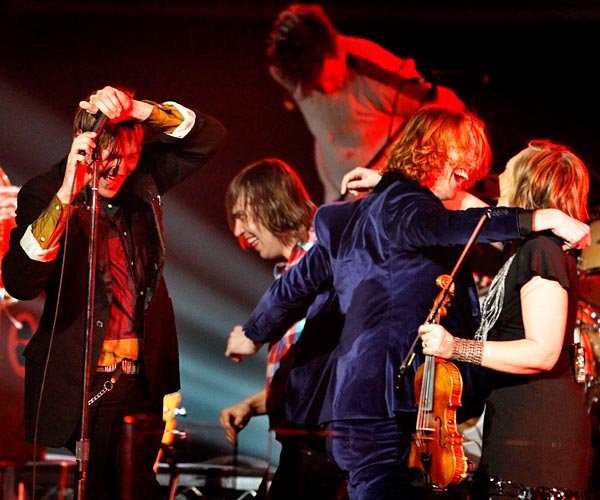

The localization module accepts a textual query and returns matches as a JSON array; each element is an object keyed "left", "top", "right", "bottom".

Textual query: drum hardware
[
  {"left": 574, "top": 342, "right": 588, "bottom": 384},
  {"left": 0, "top": 290, "right": 23, "bottom": 330},
  {"left": 578, "top": 216, "right": 600, "bottom": 308},
  {"left": 174, "top": 485, "right": 257, "bottom": 500},
  {"left": 587, "top": 382, "right": 600, "bottom": 450},
  {"left": 152, "top": 399, "right": 267, "bottom": 500},
  {"left": 0, "top": 167, "right": 18, "bottom": 309},
  {"left": 580, "top": 218, "right": 600, "bottom": 271},
  {"left": 573, "top": 299, "right": 600, "bottom": 464},
  {"left": 157, "top": 460, "right": 265, "bottom": 500},
  {"left": 235, "top": 492, "right": 257, "bottom": 500},
  {"left": 175, "top": 486, "right": 204, "bottom": 499},
  {"left": 575, "top": 301, "right": 600, "bottom": 414}
]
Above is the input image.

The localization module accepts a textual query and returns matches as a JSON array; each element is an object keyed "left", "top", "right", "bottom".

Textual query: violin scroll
[{"left": 428, "top": 274, "right": 455, "bottom": 324}]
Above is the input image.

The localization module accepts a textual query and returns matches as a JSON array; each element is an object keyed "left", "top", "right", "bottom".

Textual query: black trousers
[
  {"left": 263, "top": 434, "right": 349, "bottom": 500},
  {"left": 66, "top": 373, "right": 165, "bottom": 500}
]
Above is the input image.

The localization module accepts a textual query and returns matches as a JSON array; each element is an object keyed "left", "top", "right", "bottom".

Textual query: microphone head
[
  {"left": 88, "top": 112, "right": 108, "bottom": 133},
  {"left": 74, "top": 109, "right": 108, "bottom": 134}
]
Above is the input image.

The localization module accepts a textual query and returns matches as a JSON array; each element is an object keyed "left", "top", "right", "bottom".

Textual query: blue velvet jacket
[{"left": 243, "top": 172, "right": 533, "bottom": 425}]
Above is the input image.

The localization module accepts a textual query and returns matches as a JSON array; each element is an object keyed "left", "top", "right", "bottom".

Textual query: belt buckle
[
  {"left": 97, "top": 362, "right": 118, "bottom": 373},
  {"left": 96, "top": 359, "right": 138, "bottom": 374},
  {"left": 120, "top": 359, "right": 138, "bottom": 375}
]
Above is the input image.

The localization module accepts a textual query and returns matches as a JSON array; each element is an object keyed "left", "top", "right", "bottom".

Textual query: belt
[{"left": 96, "top": 359, "right": 139, "bottom": 375}]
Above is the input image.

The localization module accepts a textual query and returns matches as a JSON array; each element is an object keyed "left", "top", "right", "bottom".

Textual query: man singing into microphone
[{"left": 2, "top": 85, "right": 226, "bottom": 500}]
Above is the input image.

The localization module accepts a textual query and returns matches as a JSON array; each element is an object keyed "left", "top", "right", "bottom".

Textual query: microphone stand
[
  {"left": 396, "top": 209, "right": 492, "bottom": 388},
  {"left": 76, "top": 114, "right": 107, "bottom": 500}
]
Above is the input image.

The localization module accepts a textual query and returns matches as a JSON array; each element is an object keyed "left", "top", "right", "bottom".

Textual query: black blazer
[{"left": 2, "top": 110, "right": 226, "bottom": 446}]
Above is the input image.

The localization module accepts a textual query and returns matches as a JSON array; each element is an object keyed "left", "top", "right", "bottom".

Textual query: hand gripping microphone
[
  {"left": 90, "top": 112, "right": 107, "bottom": 162},
  {"left": 78, "top": 112, "right": 108, "bottom": 158},
  {"left": 88, "top": 111, "right": 108, "bottom": 133}
]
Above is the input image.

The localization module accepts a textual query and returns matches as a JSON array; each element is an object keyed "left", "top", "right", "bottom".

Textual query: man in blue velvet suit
[{"left": 225, "top": 106, "right": 590, "bottom": 500}]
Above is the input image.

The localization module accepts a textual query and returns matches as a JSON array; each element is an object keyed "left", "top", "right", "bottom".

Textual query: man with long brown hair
[{"left": 221, "top": 158, "right": 347, "bottom": 499}]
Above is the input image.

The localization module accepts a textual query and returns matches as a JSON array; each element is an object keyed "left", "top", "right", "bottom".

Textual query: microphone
[
  {"left": 88, "top": 111, "right": 108, "bottom": 134},
  {"left": 78, "top": 112, "right": 108, "bottom": 159}
]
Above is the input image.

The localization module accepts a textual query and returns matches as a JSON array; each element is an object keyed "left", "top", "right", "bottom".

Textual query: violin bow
[{"left": 396, "top": 209, "right": 491, "bottom": 388}]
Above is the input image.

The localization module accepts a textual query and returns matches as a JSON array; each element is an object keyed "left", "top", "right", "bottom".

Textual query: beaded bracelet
[{"left": 451, "top": 337, "right": 484, "bottom": 365}]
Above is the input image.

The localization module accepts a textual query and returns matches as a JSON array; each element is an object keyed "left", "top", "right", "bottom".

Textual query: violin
[{"left": 408, "top": 274, "right": 468, "bottom": 489}]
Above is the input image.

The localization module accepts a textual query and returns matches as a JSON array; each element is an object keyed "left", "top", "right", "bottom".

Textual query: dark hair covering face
[
  {"left": 267, "top": 3, "right": 339, "bottom": 92},
  {"left": 73, "top": 88, "right": 143, "bottom": 163}
]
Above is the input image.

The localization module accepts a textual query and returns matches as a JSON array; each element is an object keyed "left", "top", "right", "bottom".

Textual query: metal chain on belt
[{"left": 88, "top": 366, "right": 123, "bottom": 406}]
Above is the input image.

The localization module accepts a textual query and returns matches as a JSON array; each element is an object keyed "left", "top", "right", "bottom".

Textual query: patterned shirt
[
  {"left": 23, "top": 102, "right": 192, "bottom": 366},
  {"left": 265, "top": 228, "right": 315, "bottom": 394}
]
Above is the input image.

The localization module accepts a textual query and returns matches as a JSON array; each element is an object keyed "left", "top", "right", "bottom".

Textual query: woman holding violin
[
  {"left": 419, "top": 140, "right": 593, "bottom": 499},
  {"left": 225, "top": 107, "right": 591, "bottom": 500}
]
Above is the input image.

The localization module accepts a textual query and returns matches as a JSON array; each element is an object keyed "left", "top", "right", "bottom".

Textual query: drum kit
[
  {"left": 577, "top": 216, "right": 600, "bottom": 440},
  {"left": 152, "top": 395, "right": 270, "bottom": 500}
]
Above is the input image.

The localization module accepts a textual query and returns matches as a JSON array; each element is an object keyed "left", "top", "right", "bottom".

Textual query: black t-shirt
[{"left": 479, "top": 232, "right": 592, "bottom": 490}]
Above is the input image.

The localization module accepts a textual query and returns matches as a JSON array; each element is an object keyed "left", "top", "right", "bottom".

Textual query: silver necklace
[{"left": 474, "top": 254, "right": 515, "bottom": 341}]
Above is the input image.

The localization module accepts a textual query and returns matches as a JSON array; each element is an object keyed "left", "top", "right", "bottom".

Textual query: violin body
[{"left": 409, "top": 356, "right": 468, "bottom": 489}]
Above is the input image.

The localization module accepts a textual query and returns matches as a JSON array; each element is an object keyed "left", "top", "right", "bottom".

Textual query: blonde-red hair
[
  {"left": 386, "top": 105, "right": 492, "bottom": 189},
  {"left": 507, "top": 139, "right": 589, "bottom": 222}
]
